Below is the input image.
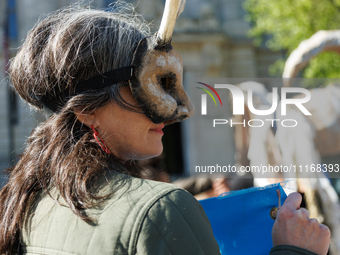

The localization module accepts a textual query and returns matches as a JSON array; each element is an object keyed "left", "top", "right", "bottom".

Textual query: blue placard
[{"left": 200, "top": 183, "right": 287, "bottom": 255}]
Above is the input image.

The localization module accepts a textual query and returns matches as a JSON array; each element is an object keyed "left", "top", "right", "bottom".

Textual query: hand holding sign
[{"left": 272, "top": 192, "right": 331, "bottom": 255}]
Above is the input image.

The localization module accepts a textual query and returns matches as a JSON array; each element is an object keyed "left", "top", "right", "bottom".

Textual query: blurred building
[{"left": 0, "top": 0, "right": 282, "bottom": 180}]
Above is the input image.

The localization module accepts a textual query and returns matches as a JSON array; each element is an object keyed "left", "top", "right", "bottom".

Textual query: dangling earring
[{"left": 91, "top": 125, "right": 110, "bottom": 155}]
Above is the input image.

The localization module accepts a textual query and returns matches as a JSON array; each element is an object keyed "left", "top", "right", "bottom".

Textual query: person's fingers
[
  {"left": 297, "top": 207, "right": 310, "bottom": 218},
  {"left": 273, "top": 198, "right": 331, "bottom": 255},
  {"left": 276, "top": 189, "right": 281, "bottom": 209},
  {"left": 319, "top": 223, "right": 331, "bottom": 239},
  {"left": 281, "top": 192, "right": 302, "bottom": 211}
]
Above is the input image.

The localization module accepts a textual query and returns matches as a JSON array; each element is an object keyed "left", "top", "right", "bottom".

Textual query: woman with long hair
[{"left": 0, "top": 2, "right": 330, "bottom": 255}]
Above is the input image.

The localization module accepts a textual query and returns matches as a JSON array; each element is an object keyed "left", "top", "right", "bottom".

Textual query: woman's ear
[{"left": 74, "top": 110, "right": 97, "bottom": 128}]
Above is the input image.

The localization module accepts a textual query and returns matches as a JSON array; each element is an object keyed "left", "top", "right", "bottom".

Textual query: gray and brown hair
[{"left": 11, "top": 3, "right": 150, "bottom": 112}]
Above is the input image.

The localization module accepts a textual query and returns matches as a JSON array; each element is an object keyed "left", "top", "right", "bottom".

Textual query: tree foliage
[{"left": 243, "top": 0, "right": 340, "bottom": 78}]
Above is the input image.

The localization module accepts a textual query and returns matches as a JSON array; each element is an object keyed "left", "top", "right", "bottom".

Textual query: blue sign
[{"left": 200, "top": 183, "right": 287, "bottom": 255}]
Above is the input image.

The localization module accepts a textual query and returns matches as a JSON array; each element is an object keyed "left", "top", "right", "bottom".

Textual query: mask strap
[
  {"left": 35, "top": 66, "right": 136, "bottom": 113},
  {"left": 73, "top": 66, "right": 136, "bottom": 94}
]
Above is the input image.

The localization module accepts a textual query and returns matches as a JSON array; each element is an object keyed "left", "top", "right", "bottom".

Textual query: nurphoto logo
[{"left": 197, "top": 83, "right": 312, "bottom": 128}]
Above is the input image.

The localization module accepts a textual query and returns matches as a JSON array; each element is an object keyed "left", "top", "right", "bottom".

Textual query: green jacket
[{"left": 21, "top": 169, "right": 316, "bottom": 255}]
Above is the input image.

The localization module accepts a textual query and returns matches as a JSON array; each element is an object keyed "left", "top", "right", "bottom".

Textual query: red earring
[{"left": 91, "top": 125, "right": 110, "bottom": 155}]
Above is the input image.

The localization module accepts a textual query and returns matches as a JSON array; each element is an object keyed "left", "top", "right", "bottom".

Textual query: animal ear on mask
[
  {"left": 129, "top": 0, "right": 194, "bottom": 125},
  {"left": 156, "top": 0, "right": 186, "bottom": 45}
]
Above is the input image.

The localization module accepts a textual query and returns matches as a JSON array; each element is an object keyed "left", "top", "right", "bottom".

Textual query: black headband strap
[
  {"left": 73, "top": 65, "right": 136, "bottom": 94},
  {"left": 37, "top": 65, "right": 136, "bottom": 112}
]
